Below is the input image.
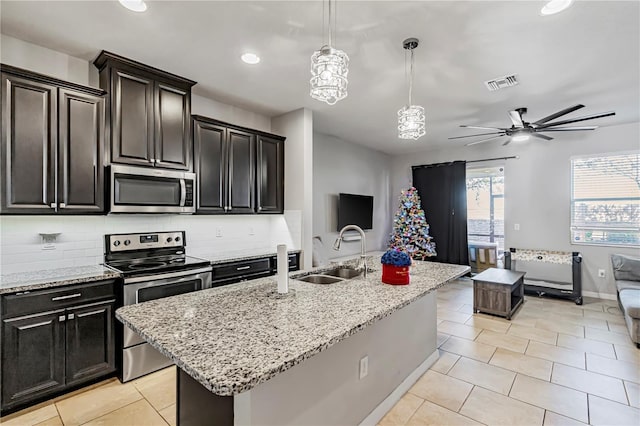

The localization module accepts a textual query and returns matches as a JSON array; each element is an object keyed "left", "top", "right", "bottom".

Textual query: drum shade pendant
[
  {"left": 398, "top": 38, "right": 425, "bottom": 140},
  {"left": 310, "top": 0, "right": 349, "bottom": 105}
]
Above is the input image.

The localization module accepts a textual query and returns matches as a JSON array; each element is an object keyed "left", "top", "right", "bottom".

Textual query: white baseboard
[
  {"left": 359, "top": 349, "right": 439, "bottom": 426},
  {"left": 582, "top": 291, "right": 617, "bottom": 301}
]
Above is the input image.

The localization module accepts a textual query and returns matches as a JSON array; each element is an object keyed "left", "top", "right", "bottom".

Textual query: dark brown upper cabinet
[
  {"left": 93, "top": 51, "right": 196, "bottom": 171},
  {"left": 0, "top": 65, "right": 106, "bottom": 214},
  {"left": 193, "top": 116, "right": 285, "bottom": 215}
]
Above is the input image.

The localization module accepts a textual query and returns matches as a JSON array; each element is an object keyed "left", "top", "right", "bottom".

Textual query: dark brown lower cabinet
[{"left": 1, "top": 281, "right": 116, "bottom": 414}]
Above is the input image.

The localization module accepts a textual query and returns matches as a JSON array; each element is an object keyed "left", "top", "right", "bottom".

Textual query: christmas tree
[{"left": 388, "top": 187, "right": 437, "bottom": 260}]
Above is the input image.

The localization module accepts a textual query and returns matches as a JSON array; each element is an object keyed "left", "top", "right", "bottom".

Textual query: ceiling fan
[{"left": 449, "top": 104, "right": 616, "bottom": 146}]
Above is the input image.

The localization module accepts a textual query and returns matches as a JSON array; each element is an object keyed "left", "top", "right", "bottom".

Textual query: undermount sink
[
  {"left": 296, "top": 275, "right": 345, "bottom": 284},
  {"left": 323, "top": 267, "right": 362, "bottom": 279}
]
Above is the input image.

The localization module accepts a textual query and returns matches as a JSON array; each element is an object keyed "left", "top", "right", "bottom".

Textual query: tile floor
[{"left": 2, "top": 279, "right": 639, "bottom": 425}]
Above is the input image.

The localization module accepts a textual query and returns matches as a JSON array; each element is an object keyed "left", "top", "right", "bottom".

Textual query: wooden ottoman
[{"left": 472, "top": 268, "right": 525, "bottom": 320}]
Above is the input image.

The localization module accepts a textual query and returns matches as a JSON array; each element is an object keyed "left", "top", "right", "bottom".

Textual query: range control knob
[
  {"left": 174, "top": 236, "right": 181, "bottom": 243},
  {"left": 124, "top": 239, "right": 131, "bottom": 246},
  {"left": 113, "top": 240, "right": 121, "bottom": 247},
  {"left": 166, "top": 237, "right": 173, "bottom": 243}
]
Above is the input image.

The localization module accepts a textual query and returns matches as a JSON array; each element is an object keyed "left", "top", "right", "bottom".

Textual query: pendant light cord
[
  {"left": 409, "top": 47, "right": 414, "bottom": 106},
  {"left": 329, "top": 0, "right": 333, "bottom": 47}
]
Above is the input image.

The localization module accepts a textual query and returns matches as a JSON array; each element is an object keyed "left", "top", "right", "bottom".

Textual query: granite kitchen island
[{"left": 116, "top": 258, "right": 469, "bottom": 425}]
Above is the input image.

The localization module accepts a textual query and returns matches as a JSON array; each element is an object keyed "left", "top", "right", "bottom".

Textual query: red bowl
[{"left": 382, "top": 264, "right": 410, "bottom": 285}]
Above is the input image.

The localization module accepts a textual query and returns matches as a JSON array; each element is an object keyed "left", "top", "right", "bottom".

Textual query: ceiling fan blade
[
  {"left": 508, "top": 110, "right": 524, "bottom": 127},
  {"left": 537, "top": 126, "right": 598, "bottom": 131},
  {"left": 460, "top": 125, "right": 506, "bottom": 131},
  {"left": 533, "top": 104, "right": 585, "bottom": 125},
  {"left": 536, "top": 111, "right": 615, "bottom": 128},
  {"left": 448, "top": 132, "right": 506, "bottom": 140},
  {"left": 502, "top": 139, "right": 511, "bottom": 146},
  {"left": 465, "top": 135, "right": 507, "bottom": 146},
  {"left": 530, "top": 133, "right": 553, "bottom": 141}
]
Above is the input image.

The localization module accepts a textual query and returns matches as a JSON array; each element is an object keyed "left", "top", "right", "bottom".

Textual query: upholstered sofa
[{"left": 611, "top": 254, "right": 640, "bottom": 347}]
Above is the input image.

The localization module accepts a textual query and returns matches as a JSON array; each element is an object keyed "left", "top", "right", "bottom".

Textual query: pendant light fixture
[
  {"left": 398, "top": 38, "right": 425, "bottom": 140},
  {"left": 310, "top": 0, "right": 349, "bottom": 105}
]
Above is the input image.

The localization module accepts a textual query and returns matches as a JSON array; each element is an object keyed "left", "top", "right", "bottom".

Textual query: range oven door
[
  {"left": 122, "top": 267, "right": 212, "bottom": 347},
  {"left": 110, "top": 164, "right": 195, "bottom": 214}
]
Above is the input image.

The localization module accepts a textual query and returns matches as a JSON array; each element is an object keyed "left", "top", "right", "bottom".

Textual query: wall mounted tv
[{"left": 337, "top": 193, "right": 374, "bottom": 231}]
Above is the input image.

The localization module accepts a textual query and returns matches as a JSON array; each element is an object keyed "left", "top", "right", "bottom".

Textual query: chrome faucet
[{"left": 333, "top": 225, "right": 367, "bottom": 278}]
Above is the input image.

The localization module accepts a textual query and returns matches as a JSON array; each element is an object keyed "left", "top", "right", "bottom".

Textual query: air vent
[{"left": 484, "top": 74, "right": 519, "bottom": 91}]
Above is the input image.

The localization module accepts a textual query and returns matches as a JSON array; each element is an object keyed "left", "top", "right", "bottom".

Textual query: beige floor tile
[
  {"left": 437, "top": 301, "right": 465, "bottom": 312},
  {"left": 509, "top": 374, "right": 588, "bottom": 423},
  {"left": 0, "top": 404, "right": 58, "bottom": 426},
  {"left": 535, "top": 319, "right": 584, "bottom": 338},
  {"left": 588, "top": 394, "right": 640, "bottom": 426},
  {"left": 457, "top": 304, "right": 474, "bottom": 314},
  {"left": 459, "top": 386, "right": 544, "bottom": 426},
  {"left": 583, "top": 309, "right": 626, "bottom": 325},
  {"left": 81, "top": 399, "right": 169, "bottom": 426},
  {"left": 436, "top": 332, "right": 451, "bottom": 348},
  {"left": 508, "top": 324, "right": 558, "bottom": 345},
  {"left": 55, "top": 381, "right": 143, "bottom": 426},
  {"left": 608, "top": 322, "right": 631, "bottom": 335},
  {"left": 408, "top": 370, "right": 473, "bottom": 412},
  {"left": 586, "top": 353, "right": 640, "bottom": 383},
  {"left": 437, "top": 321, "right": 482, "bottom": 340},
  {"left": 464, "top": 315, "right": 511, "bottom": 333},
  {"left": 556, "top": 334, "right": 616, "bottom": 358},
  {"left": 476, "top": 329, "right": 529, "bottom": 353},
  {"left": 406, "top": 400, "right": 482, "bottom": 426},
  {"left": 585, "top": 327, "right": 635, "bottom": 346},
  {"left": 526, "top": 341, "right": 585, "bottom": 369},
  {"left": 543, "top": 411, "right": 588, "bottom": 426},
  {"left": 625, "top": 381, "right": 640, "bottom": 408},
  {"left": 489, "top": 348, "right": 553, "bottom": 381},
  {"left": 448, "top": 356, "right": 516, "bottom": 395},
  {"left": 551, "top": 363, "right": 628, "bottom": 404},
  {"left": 34, "top": 416, "right": 63, "bottom": 426},
  {"left": 614, "top": 344, "right": 640, "bottom": 364},
  {"left": 440, "top": 336, "right": 497, "bottom": 363},
  {"left": 557, "top": 314, "right": 610, "bottom": 331},
  {"left": 132, "top": 367, "right": 176, "bottom": 411},
  {"left": 379, "top": 393, "right": 424, "bottom": 426},
  {"left": 158, "top": 404, "right": 176, "bottom": 426},
  {"left": 510, "top": 313, "right": 540, "bottom": 328},
  {"left": 437, "top": 309, "right": 472, "bottom": 324},
  {"left": 429, "top": 350, "right": 460, "bottom": 374},
  {"left": 579, "top": 299, "right": 606, "bottom": 312}
]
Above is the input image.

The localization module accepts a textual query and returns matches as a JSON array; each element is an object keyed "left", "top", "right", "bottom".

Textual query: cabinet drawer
[
  {"left": 2, "top": 280, "right": 117, "bottom": 319},
  {"left": 212, "top": 259, "right": 271, "bottom": 280},
  {"left": 270, "top": 254, "right": 299, "bottom": 272}
]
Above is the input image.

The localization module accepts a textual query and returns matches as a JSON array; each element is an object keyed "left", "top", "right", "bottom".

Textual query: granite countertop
[
  {"left": 116, "top": 258, "right": 470, "bottom": 396},
  {"left": 204, "top": 249, "right": 302, "bottom": 265},
  {"left": 0, "top": 265, "right": 121, "bottom": 295}
]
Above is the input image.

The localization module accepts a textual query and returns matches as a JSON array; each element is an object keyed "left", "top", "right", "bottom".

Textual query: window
[
  {"left": 571, "top": 152, "right": 639, "bottom": 247},
  {"left": 467, "top": 166, "right": 504, "bottom": 250}
]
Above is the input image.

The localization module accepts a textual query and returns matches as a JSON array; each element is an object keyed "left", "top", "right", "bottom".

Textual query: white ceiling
[{"left": 1, "top": 1, "right": 638, "bottom": 155}]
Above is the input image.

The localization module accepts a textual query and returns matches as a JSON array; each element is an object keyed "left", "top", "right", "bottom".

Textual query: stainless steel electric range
[{"left": 104, "top": 231, "right": 212, "bottom": 382}]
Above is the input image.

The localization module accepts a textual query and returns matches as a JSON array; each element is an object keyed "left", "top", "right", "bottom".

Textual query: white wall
[
  {"left": 313, "top": 133, "right": 392, "bottom": 260},
  {"left": 391, "top": 122, "right": 640, "bottom": 297}
]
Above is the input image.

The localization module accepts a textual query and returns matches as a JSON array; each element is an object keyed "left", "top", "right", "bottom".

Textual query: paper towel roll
[{"left": 277, "top": 244, "right": 289, "bottom": 294}]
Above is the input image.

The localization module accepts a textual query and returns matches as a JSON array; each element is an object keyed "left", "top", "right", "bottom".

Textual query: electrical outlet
[
  {"left": 598, "top": 269, "right": 606, "bottom": 278},
  {"left": 514, "top": 223, "right": 520, "bottom": 231},
  {"left": 216, "top": 228, "right": 223, "bottom": 238},
  {"left": 42, "top": 244, "right": 56, "bottom": 251},
  {"left": 359, "top": 356, "right": 368, "bottom": 379}
]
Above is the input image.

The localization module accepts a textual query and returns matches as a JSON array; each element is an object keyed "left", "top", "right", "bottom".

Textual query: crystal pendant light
[
  {"left": 310, "top": 0, "right": 349, "bottom": 105},
  {"left": 398, "top": 38, "right": 425, "bottom": 140}
]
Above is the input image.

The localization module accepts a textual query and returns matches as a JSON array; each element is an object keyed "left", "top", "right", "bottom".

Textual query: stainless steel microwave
[{"left": 109, "top": 165, "right": 196, "bottom": 214}]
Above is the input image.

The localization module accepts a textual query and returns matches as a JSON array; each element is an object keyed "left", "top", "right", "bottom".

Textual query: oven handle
[
  {"left": 124, "top": 266, "right": 212, "bottom": 284},
  {"left": 179, "top": 179, "right": 186, "bottom": 207}
]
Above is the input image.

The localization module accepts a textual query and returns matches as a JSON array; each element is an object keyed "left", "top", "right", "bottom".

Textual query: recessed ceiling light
[
  {"left": 241, "top": 53, "right": 260, "bottom": 65},
  {"left": 118, "top": 0, "right": 147, "bottom": 13},
  {"left": 511, "top": 134, "right": 530, "bottom": 142},
  {"left": 541, "top": 0, "right": 573, "bottom": 16}
]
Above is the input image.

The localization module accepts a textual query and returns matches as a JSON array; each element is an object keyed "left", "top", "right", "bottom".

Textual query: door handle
[
  {"left": 179, "top": 179, "right": 186, "bottom": 207},
  {"left": 52, "top": 293, "right": 82, "bottom": 301},
  {"left": 236, "top": 266, "right": 251, "bottom": 271}
]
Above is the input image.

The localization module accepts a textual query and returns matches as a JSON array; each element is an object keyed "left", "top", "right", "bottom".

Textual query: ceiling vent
[{"left": 484, "top": 74, "right": 519, "bottom": 91}]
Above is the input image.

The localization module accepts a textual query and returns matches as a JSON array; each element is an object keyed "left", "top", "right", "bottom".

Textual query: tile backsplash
[{"left": 0, "top": 212, "right": 302, "bottom": 274}]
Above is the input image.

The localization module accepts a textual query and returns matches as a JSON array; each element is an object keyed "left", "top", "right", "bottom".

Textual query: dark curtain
[{"left": 412, "top": 161, "right": 468, "bottom": 265}]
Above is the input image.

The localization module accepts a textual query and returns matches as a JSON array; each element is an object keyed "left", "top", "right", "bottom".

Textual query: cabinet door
[
  {"left": 1, "top": 310, "right": 66, "bottom": 410},
  {"left": 65, "top": 301, "right": 115, "bottom": 386},
  {"left": 155, "top": 82, "right": 191, "bottom": 170},
  {"left": 0, "top": 73, "right": 57, "bottom": 213},
  {"left": 227, "top": 129, "right": 255, "bottom": 213},
  {"left": 111, "top": 69, "right": 154, "bottom": 167},
  {"left": 256, "top": 135, "right": 284, "bottom": 213},
  {"left": 194, "top": 120, "right": 226, "bottom": 213},
  {"left": 58, "top": 89, "right": 105, "bottom": 213}
]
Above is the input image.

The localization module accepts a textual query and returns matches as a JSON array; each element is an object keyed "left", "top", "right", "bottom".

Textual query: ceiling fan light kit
[
  {"left": 541, "top": 0, "right": 574, "bottom": 16},
  {"left": 310, "top": 0, "right": 349, "bottom": 105},
  {"left": 398, "top": 38, "right": 426, "bottom": 140},
  {"left": 449, "top": 104, "right": 615, "bottom": 147}
]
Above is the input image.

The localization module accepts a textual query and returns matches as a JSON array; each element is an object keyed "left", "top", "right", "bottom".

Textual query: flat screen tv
[{"left": 337, "top": 193, "right": 373, "bottom": 231}]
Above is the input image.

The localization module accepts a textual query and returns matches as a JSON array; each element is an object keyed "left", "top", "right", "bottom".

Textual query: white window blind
[{"left": 571, "top": 152, "right": 640, "bottom": 247}]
